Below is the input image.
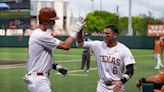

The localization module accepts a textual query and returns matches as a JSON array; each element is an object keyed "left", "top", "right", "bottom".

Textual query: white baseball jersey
[
  {"left": 27, "top": 28, "right": 60, "bottom": 73},
  {"left": 84, "top": 41, "right": 135, "bottom": 81}
]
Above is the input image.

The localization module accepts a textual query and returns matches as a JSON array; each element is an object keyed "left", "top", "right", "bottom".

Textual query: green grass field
[{"left": 0, "top": 48, "right": 163, "bottom": 92}]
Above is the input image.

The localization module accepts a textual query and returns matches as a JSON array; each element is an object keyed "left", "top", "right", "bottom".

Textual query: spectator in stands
[{"left": 8, "top": 21, "right": 16, "bottom": 29}]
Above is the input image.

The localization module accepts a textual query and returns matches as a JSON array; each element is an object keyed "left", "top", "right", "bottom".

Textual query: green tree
[
  {"left": 118, "top": 17, "right": 128, "bottom": 35},
  {"left": 132, "top": 16, "right": 145, "bottom": 35},
  {"left": 138, "top": 13, "right": 164, "bottom": 35},
  {"left": 85, "top": 10, "right": 117, "bottom": 33},
  {"left": 85, "top": 11, "right": 164, "bottom": 36}
]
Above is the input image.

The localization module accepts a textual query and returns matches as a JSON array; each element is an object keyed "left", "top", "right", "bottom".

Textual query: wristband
[
  {"left": 52, "top": 63, "right": 58, "bottom": 70},
  {"left": 56, "top": 64, "right": 62, "bottom": 70},
  {"left": 123, "top": 74, "right": 130, "bottom": 80},
  {"left": 120, "top": 74, "right": 130, "bottom": 84},
  {"left": 139, "top": 77, "right": 146, "bottom": 83},
  {"left": 120, "top": 78, "right": 127, "bottom": 84}
]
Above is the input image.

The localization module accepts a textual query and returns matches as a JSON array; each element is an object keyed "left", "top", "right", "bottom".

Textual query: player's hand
[
  {"left": 72, "top": 17, "right": 85, "bottom": 33},
  {"left": 136, "top": 80, "right": 142, "bottom": 87},
  {"left": 56, "top": 65, "right": 68, "bottom": 76},
  {"left": 113, "top": 80, "right": 123, "bottom": 92},
  {"left": 70, "top": 17, "right": 85, "bottom": 38}
]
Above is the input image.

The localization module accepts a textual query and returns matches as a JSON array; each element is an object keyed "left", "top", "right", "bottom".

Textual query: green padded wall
[
  {"left": 0, "top": 36, "right": 29, "bottom": 47},
  {"left": 0, "top": 36, "right": 156, "bottom": 49}
]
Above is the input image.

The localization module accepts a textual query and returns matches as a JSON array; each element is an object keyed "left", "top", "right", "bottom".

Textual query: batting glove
[
  {"left": 56, "top": 64, "right": 68, "bottom": 76},
  {"left": 70, "top": 17, "right": 85, "bottom": 38}
]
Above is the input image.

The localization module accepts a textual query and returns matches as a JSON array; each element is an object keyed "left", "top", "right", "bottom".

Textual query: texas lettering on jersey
[{"left": 100, "top": 55, "right": 121, "bottom": 66}]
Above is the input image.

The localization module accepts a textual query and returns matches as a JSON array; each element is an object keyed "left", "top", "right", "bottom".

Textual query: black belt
[
  {"left": 104, "top": 80, "right": 113, "bottom": 86},
  {"left": 36, "top": 73, "right": 44, "bottom": 76},
  {"left": 27, "top": 72, "right": 50, "bottom": 76}
]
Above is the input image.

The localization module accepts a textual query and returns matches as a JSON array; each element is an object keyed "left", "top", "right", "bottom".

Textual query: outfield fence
[{"left": 0, "top": 36, "right": 156, "bottom": 49}]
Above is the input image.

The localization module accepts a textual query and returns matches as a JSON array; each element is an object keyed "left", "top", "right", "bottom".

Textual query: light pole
[
  {"left": 100, "top": 0, "right": 102, "bottom": 10},
  {"left": 128, "top": 0, "right": 133, "bottom": 36},
  {"left": 116, "top": 5, "right": 119, "bottom": 29},
  {"left": 90, "top": 0, "right": 94, "bottom": 11}
]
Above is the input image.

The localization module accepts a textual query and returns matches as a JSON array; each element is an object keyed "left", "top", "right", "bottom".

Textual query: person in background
[
  {"left": 154, "top": 36, "right": 164, "bottom": 70},
  {"left": 80, "top": 33, "right": 92, "bottom": 72}
]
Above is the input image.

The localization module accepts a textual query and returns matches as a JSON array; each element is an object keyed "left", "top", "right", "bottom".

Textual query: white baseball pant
[
  {"left": 23, "top": 73, "right": 51, "bottom": 92},
  {"left": 96, "top": 80, "right": 125, "bottom": 92},
  {"left": 154, "top": 54, "right": 163, "bottom": 68}
]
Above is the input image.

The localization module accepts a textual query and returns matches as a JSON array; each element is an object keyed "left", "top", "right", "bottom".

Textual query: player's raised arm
[
  {"left": 57, "top": 17, "right": 85, "bottom": 50},
  {"left": 76, "top": 28, "right": 84, "bottom": 47}
]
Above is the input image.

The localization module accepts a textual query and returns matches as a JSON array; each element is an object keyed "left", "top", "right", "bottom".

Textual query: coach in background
[
  {"left": 77, "top": 24, "right": 135, "bottom": 92},
  {"left": 80, "top": 33, "right": 92, "bottom": 72},
  {"left": 23, "top": 7, "right": 85, "bottom": 92},
  {"left": 154, "top": 36, "right": 164, "bottom": 70}
]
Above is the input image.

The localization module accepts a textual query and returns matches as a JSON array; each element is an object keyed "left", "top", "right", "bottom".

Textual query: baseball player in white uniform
[
  {"left": 23, "top": 7, "right": 84, "bottom": 92},
  {"left": 77, "top": 24, "right": 135, "bottom": 92}
]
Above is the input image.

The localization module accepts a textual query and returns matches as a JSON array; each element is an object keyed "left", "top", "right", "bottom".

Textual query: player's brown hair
[{"left": 105, "top": 24, "right": 118, "bottom": 34}]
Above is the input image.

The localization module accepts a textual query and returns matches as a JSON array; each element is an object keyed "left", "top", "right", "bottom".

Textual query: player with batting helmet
[{"left": 23, "top": 7, "right": 85, "bottom": 92}]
